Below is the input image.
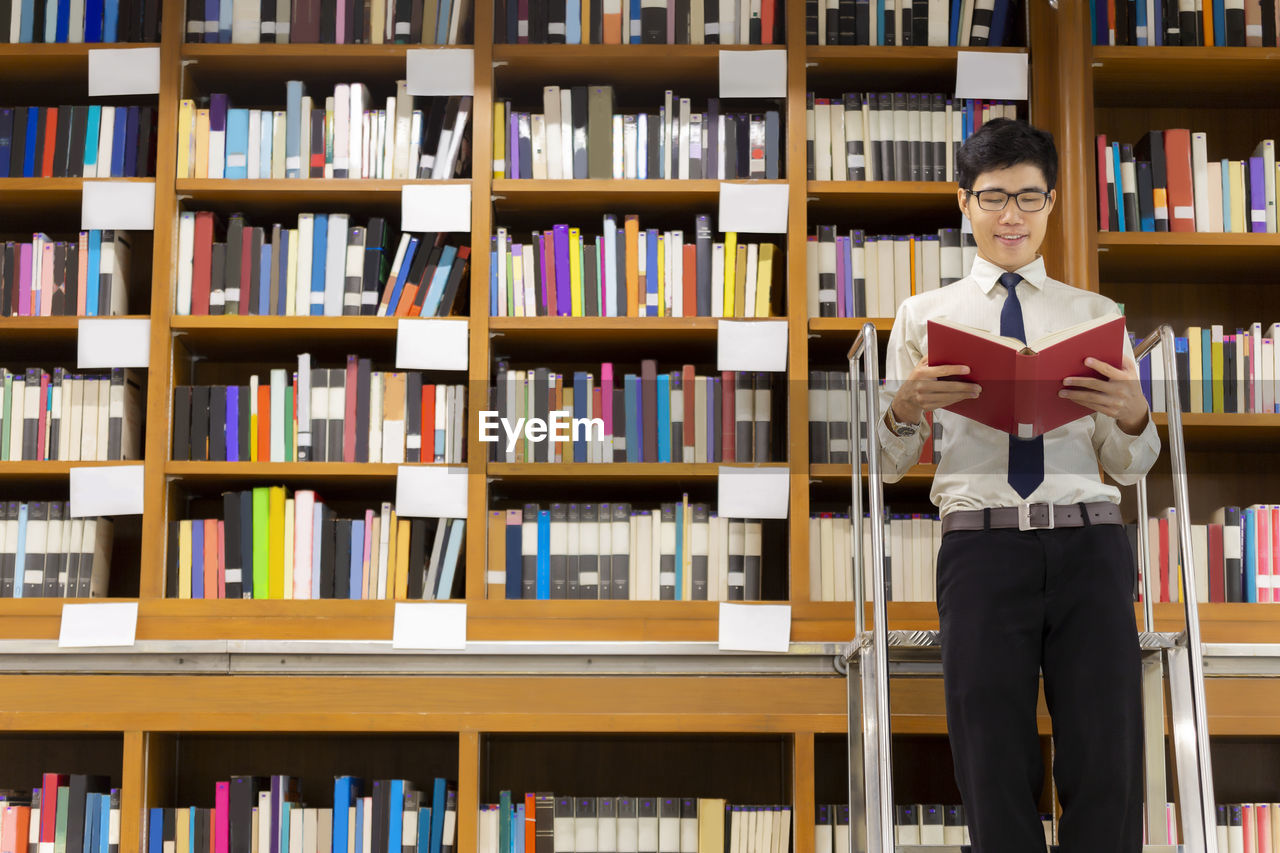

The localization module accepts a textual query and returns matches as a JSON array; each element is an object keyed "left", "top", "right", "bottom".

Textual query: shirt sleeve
[
  {"left": 1091, "top": 331, "right": 1161, "bottom": 484},
  {"left": 877, "top": 301, "right": 928, "bottom": 483}
]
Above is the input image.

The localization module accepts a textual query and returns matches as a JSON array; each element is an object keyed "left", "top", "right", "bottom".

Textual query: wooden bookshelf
[{"left": 5, "top": 0, "right": 1280, "bottom": 844}]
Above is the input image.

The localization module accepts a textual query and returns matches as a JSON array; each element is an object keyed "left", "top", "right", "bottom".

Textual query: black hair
[{"left": 955, "top": 118, "right": 1058, "bottom": 192}]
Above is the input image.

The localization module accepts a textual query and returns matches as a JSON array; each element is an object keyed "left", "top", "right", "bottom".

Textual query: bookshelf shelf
[
  {"left": 491, "top": 179, "right": 772, "bottom": 215},
  {"left": 0, "top": 316, "right": 134, "bottom": 349},
  {"left": 489, "top": 316, "right": 724, "bottom": 346},
  {"left": 175, "top": 178, "right": 469, "bottom": 204},
  {"left": 0, "top": 178, "right": 151, "bottom": 206},
  {"left": 169, "top": 315, "right": 410, "bottom": 350},
  {"left": 0, "top": 43, "right": 158, "bottom": 86},
  {"left": 490, "top": 44, "right": 766, "bottom": 80},
  {"left": 164, "top": 461, "right": 455, "bottom": 487},
  {"left": 806, "top": 181, "right": 961, "bottom": 221},
  {"left": 0, "top": 460, "right": 141, "bottom": 480},
  {"left": 807, "top": 317, "right": 893, "bottom": 334},
  {"left": 1151, "top": 413, "right": 1280, "bottom": 447},
  {"left": 808, "top": 463, "right": 936, "bottom": 485},
  {"left": 1092, "top": 45, "right": 1280, "bottom": 107},
  {"left": 1095, "top": 231, "right": 1280, "bottom": 281},
  {"left": 486, "top": 462, "right": 789, "bottom": 482},
  {"left": 181, "top": 43, "right": 471, "bottom": 77}
]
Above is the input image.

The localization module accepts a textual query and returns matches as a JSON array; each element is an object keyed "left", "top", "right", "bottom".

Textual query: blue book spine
[
  {"left": 429, "top": 779, "right": 447, "bottom": 853},
  {"left": 260, "top": 112, "right": 273, "bottom": 178},
  {"left": 421, "top": 245, "right": 457, "bottom": 317},
  {"left": 258, "top": 244, "right": 272, "bottom": 314},
  {"left": 536, "top": 511, "right": 551, "bottom": 599},
  {"left": 285, "top": 81, "right": 304, "bottom": 178},
  {"left": 512, "top": 805, "right": 524, "bottom": 853},
  {"left": 436, "top": 519, "right": 464, "bottom": 597},
  {"left": 281, "top": 802, "right": 292, "bottom": 853},
  {"left": 435, "top": 0, "right": 452, "bottom": 42},
  {"left": 879, "top": 0, "right": 888, "bottom": 43},
  {"left": 655, "top": 373, "right": 670, "bottom": 463},
  {"left": 1244, "top": 508, "right": 1257, "bottom": 602},
  {"left": 1138, "top": 343, "right": 1152, "bottom": 407},
  {"left": 44, "top": 0, "right": 58, "bottom": 42},
  {"left": 226, "top": 386, "right": 239, "bottom": 461},
  {"left": 18, "top": 0, "right": 36, "bottom": 40},
  {"left": 1133, "top": 0, "right": 1147, "bottom": 44},
  {"left": 1153, "top": 0, "right": 1163, "bottom": 43},
  {"left": 490, "top": 239, "right": 499, "bottom": 313},
  {"left": 629, "top": 0, "right": 641, "bottom": 41},
  {"left": 102, "top": 0, "right": 118, "bottom": 40},
  {"left": 645, "top": 228, "right": 659, "bottom": 315},
  {"left": 110, "top": 108, "right": 128, "bottom": 177},
  {"left": 23, "top": 108, "right": 39, "bottom": 177},
  {"left": 55, "top": 0, "right": 69, "bottom": 42},
  {"left": 219, "top": 0, "right": 232, "bottom": 41},
  {"left": 123, "top": 105, "right": 140, "bottom": 177},
  {"left": 83, "top": 106, "right": 101, "bottom": 174},
  {"left": 83, "top": 794, "right": 97, "bottom": 853},
  {"left": 85, "top": 0, "right": 104, "bottom": 40},
  {"left": 382, "top": 236, "right": 418, "bottom": 318},
  {"left": 388, "top": 780, "right": 404, "bottom": 853},
  {"left": 191, "top": 518, "right": 205, "bottom": 598},
  {"left": 276, "top": 230, "right": 290, "bottom": 315},
  {"left": 332, "top": 778, "right": 351, "bottom": 853},
  {"left": 624, "top": 374, "right": 639, "bottom": 462},
  {"left": 1111, "top": 143, "right": 1125, "bottom": 231},
  {"left": 13, "top": 503, "right": 26, "bottom": 598},
  {"left": 352, "top": 798, "right": 363, "bottom": 853},
  {"left": 225, "top": 108, "right": 249, "bottom": 179},
  {"left": 148, "top": 810, "right": 163, "bottom": 853},
  {"left": 310, "top": 213, "right": 328, "bottom": 316},
  {"left": 1212, "top": 0, "right": 1225, "bottom": 43},
  {"left": 504, "top": 513, "right": 522, "bottom": 600},
  {"left": 98, "top": 794, "right": 110, "bottom": 853},
  {"left": 573, "top": 371, "right": 589, "bottom": 463},
  {"left": 988, "top": 0, "right": 1009, "bottom": 44},
  {"left": 566, "top": 0, "right": 580, "bottom": 41},
  {"left": 349, "top": 519, "right": 364, "bottom": 599},
  {"left": 1201, "top": 327, "right": 1212, "bottom": 412},
  {"left": 416, "top": 810, "right": 432, "bottom": 853},
  {"left": 87, "top": 230, "right": 102, "bottom": 316},
  {"left": 1220, "top": 160, "right": 1231, "bottom": 232}
]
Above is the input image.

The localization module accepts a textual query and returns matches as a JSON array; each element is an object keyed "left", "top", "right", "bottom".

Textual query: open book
[{"left": 927, "top": 313, "right": 1126, "bottom": 437}]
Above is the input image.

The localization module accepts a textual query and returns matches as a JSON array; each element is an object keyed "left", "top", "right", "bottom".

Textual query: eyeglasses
[{"left": 966, "top": 189, "right": 1052, "bottom": 212}]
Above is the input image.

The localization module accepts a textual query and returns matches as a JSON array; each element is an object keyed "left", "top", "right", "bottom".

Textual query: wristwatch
[{"left": 884, "top": 406, "right": 922, "bottom": 437}]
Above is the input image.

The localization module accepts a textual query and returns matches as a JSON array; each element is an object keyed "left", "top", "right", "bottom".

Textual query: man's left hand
[{"left": 1061, "top": 353, "right": 1150, "bottom": 435}]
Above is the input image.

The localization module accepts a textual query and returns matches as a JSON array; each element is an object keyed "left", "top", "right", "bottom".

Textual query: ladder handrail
[{"left": 845, "top": 322, "right": 1218, "bottom": 853}]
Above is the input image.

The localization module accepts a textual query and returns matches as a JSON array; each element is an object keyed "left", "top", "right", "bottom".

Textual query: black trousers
[{"left": 936, "top": 519, "right": 1144, "bottom": 853}]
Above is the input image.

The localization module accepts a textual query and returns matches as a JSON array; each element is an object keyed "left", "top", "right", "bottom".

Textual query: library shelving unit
[{"left": 5, "top": 0, "right": 1280, "bottom": 849}]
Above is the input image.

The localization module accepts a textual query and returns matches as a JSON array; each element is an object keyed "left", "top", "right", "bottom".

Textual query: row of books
[
  {"left": 146, "top": 776, "right": 458, "bottom": 853},
  {"left": 494, "top": 0, "right": 784, "bottom": 43},
  {"left": 808, "top": 0, "right": 1021, "bottom": 45},
  {"left": 0, "top": 0, "right": 158, "bottom": 42},
  {"left": 173, "top": 363, "right": 466, "bottom": 464},
  {"left": 884, "top": 805, "right": 971, "bottom": 845},
  {"left": 1217, "top": 803, "right": 1280, "bottom": 852},
  {"left": 1, "top": 367, "right": 143, "bottom": 462},
  {"left": 175, "top": 212, "right": 470, "bottom": 318},
  {"left": 809, "top": 511, "right": 942, "bottom": 603},
  {"left": 0, "top": 105, "right": 155, "bottom": 179},
  {"left": 0, "top": 502, "right": 113, "bottom": 598},
  {"left": 176, "top": 87, "right": 471, "bottom": 181},
  {"left": 806, "top": 94, "right": 1016, "bottom": 183},
  {"left": 806, "top": 226, "right": 976, "bottom": 320},
  {"left": 809, "top": 371, "right": 944, "bottom": 467},
  {"left": 491, "top": 216, "right": 778, "bottom": 319},
  {"left": 494, "top": 91, "right": 781, "bottom": 181},
  {"left": 167, "top": 491, "right": 464, "bottom": 599},
  {"left": 0, "top": 230, "right": 131, "bottom": 317},
  {"left": 492, "top": 500, "right": 769, "bottom": 601},
  {"left": 1092, "top": 0, "right": 1280, "bottom": 45},
  {"left": 1144, "top": 505, "right": 1280, "bottom": 605},
  {"left": 0, "top": 775, "right": 121, "bottom": 853},
  {"left": 184, "top": 0, "right": 470, "bottom": 42},
  {"left": 1140, "top": 323, "right": 1280, "bottom": 415},
  {"left": 488, "top": 363, "right": 777, "bottom": 464},
  {"left": 477, "top": 795, "right": 790, "bottom": 853},
  {"left": 1096, "top": 130, "right": 1277, "bottom": 233}
]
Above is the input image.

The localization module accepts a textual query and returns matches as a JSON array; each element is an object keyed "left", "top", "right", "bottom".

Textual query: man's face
[{"left": 956, "top": 162, "right": 1056, "bottom": 273}]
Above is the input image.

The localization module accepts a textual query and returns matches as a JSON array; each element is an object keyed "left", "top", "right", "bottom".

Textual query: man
[{"left": 878, "top": 118, "right": 1159, "bottom": 852}]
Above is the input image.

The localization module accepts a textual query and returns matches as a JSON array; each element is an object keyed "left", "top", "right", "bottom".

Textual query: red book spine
[
  {"left": 191, "top": 211, "right": 214, "bottom": 315},
  {"left": 682, "top": 364, "right": 695, "bottom": 462},
  {"left": 238, "top": 230, "right": 253, "bottom": 316},
  {"left": 721, "top": 370, "right": 735, "bottom": 463},
  {"left": 761, "top": 0, "right": 775, "bottom": 42},
  {"left": 40, "top": 774, "right": 67, "bottom": 843},
  {"left": 41, "top": 109, "right": 57, "bottom": 178},
  {"left": 1096, "top": 134, "right": 1110, "bottom": 231},
  {"left": 257, "top": 384, "right": 271, "bottom": 463},
  {"left": 682, "top": 244, "right": 697, "bottom": 317},
  {"left": 1157, "top": 516, "right": 1170, "bottom": 602},
  {"left": 216, "top": 521, "right": 227, "bottom": 600},
  {"left": 343, "top": 355, "right": 358, "bottom": 463},
  {"left": 543, "top": 232, "right": 558, "bottom": 319},
  {"left": 421, "top": 384, "right": 435, "bottom": 464},
  {"left": 1162, "top": 128, "right": 1196, "bottom": 232},
  {"left": 36, "top": 373, "right": 49, "bottom": 460}
]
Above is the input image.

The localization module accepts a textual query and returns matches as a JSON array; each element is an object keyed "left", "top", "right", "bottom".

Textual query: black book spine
[{"left": 223, "top": 490, "right": 242, "bottom": 599}]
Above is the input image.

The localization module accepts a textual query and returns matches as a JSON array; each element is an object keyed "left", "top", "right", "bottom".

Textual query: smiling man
[{"left": 877, "top": 118, "right": 1160, "bottom": 852}]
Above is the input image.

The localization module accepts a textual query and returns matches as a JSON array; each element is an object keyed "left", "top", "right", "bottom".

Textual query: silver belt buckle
[{"left": 1018, "top": 501, "right": 1054, "bottom": 531}]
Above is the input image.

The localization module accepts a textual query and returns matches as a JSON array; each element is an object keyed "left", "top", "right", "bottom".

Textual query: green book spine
[
  {"left": 284, "top": 383, "right": 294, "bottom": 461},
  {"left": 252, "top": 486, "right": 269, "bottom": 599},
  {"left": 54, "top": 786, "right": 70, "bottom": 853}
]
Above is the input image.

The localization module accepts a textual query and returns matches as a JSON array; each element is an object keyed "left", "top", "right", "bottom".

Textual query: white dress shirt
[{"left": 877, "top": 253, "right": 1161, "bottom": 517}]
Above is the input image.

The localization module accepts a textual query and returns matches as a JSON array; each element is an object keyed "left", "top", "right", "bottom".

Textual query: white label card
[
  {"left": 396, "top": 319, "right": 469, "bottom": 371},
  {"left": 718, "top": 49, "right": 787, "bottom": 99},
  {"left": 718, "top": 603, "right": 791, "bottom": 653},
  {"left": 401, "top": 184, "right": 471, "bottom": 233},
  {"left": 954, "top": 51, "right": 1029, "bottom": 101},
  {"left": 396, "top": 465, "right": 469, "bottom": 518},
  {"left": 88, "top": 47, "right": 161, "bottom": 97},
  {"left": 70, "top": 465, "right": 145, "bottom": 517},
  {"left": 718, "top": 182, "right": 788, "bottom": 234},
  {"left": 406, "top": 49, "right": 475, "bottom": 96},
  {"left": 78, "top": 319, "right": 151, "bottom": 368},
  {"left": 717, "top": 467, "right": 789, "bottom": 519},
  {"left": 392, "top": 602, "right": 467, "bottom": 650},
  {"left": 82, "top": 181, "right": 155, "bottom": 230},
  {"left": 717, "top": 320, "right": 788, "bottom": 372},
  {"left": 59, "top": 602, "right": 139, "bottom": 648}
]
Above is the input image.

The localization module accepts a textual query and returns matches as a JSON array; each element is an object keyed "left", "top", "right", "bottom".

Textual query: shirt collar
[{"left": 972, "top": 254, "right": 1048, "bottom": 294}]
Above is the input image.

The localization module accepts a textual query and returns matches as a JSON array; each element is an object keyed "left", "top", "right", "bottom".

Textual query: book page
[{"left": 1029, "top": 313, "right": 1124, "bottom": 354}]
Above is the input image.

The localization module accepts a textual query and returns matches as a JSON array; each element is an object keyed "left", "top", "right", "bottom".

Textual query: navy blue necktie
[{"left": 999, "top": 271, "right": 1044, "bottom": 498}]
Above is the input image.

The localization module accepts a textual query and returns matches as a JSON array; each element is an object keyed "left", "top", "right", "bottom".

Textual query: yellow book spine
[
  {"left": 493, "top": 101, "right": 507, "bottom": 178},
  {"left": 267, "top": 486, "right": 286, "bottom": 599},
  {"left": 656, "top": 236, "right": 665, "bottom": 318},
  {"left": 909, "top": 236, "right": 917, "bottom": 295},
  {"left": 249, "top": 377, "right": 259, "bottom": 462},
  {"left": 194, "top": 109, "right": 210, "bottom": 179},
  {"left": 385, "top": 509, "right": 398, "bottom": 600},
  {"left": 1211, "top": 326, "right": 1224, "bottom": 413},
  {"left": 282, "top": 497, "right": 294, "bottom": 599},
  {"left": 1231, "top": 160, "right": 1247, "bottom": 234},
  {"left": 365, "top": 515, "right": 379, "bottom": 599},
  {"left": 569, "top": 227, "right": 584, "bottom": 316},
  {"left": 285, "top": 229, "right": 299, "bottom": 317},
  {"left": 177, "top": 519, "right": 192, "bottom": 599},
  {"left": 755, "top": 243, "right": 774, "bottom": 318},
  {"left": 723, "top": 232, "right": 737, "bottom": 317},
  {"left": 1185, "top": 327, "right": 1203, "bottom": 414},
  {"left": 176, "top": 100, "right": 194, "bottom": 179},
  {"left": 395, "top": 518, "right": 411, "bottom": 600}
]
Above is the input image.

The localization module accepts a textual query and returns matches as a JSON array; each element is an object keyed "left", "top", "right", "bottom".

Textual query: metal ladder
[{"left": 842, "top": 323, "right": 1218, "bottom": 853}]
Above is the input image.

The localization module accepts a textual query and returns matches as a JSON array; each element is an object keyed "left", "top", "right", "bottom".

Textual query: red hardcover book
[
  {"left": 542, "top": 232, "right": 558, "bottom": 319},
  {"left": 1208, "top": 522, "right": 1225, "bottom": 602},
  {"left": 761, "top": 0, "right": 775, "bottom": 42},
  {"left": 343, "top": 355, "right": 358, "bottom": 463},
  {"left": 682, "top": 244, "right": 697, "bottom": 317},
  {"left": 204, "top": 517, "right": 218, "bottom": 599},
  {"left": 40, "top": 774, "right": 68, "bottom": 843},
  {"left": 682, "top": 364, "right": 695, "bottom": 462},
  {"left": 421, "top": 383, "right": 435, "bottom": 463},
  {"left": 1157, "top": 515, "right": 1170, "bottom": 602},
  {"left": 257, "top": 383, "right": 271, "bottom": 463},
  {"left": 239, "top": 229, "right": 254, "bottom": 316},
  {"left": 927, "top": 313, "right": 1125, "bottom": 438},
  {"left": 191, "top": 211, "right": 215, "bottom": 315},
  {"left": 216, "top": 520, "right": 227, "bottom": 600},
  {"left": 1096, "top": 134, "right": 1110, "bottom": 231},
  {"left": 40, "top": 108, "right": 58, "bottom": 178},
  {"left": 720, "top": 370, "right": 735, "bottom": 463},
  {"left": 1162, "top": 128, "right": 1196, "bottom": 232}
]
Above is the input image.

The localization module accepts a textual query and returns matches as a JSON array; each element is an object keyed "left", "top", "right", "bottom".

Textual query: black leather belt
[{"left": 941, "top": 501, "right": 1122, "bottom": 535}]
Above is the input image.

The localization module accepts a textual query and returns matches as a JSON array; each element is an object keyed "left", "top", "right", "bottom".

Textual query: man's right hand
[{"left": 889, "top": 357, "right": 982, "bottom": 425}]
